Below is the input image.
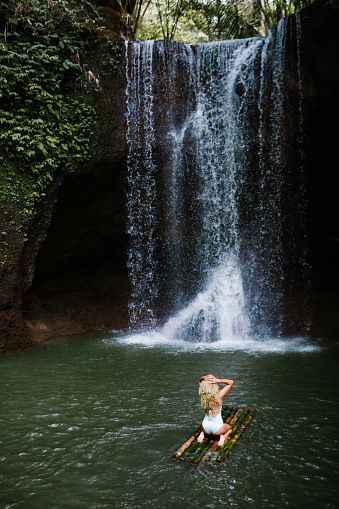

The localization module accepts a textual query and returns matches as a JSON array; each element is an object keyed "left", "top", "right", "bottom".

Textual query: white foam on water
[
  {"left": 160, "top": 253, "right": 249, "bottom": 343},
  {"left": 108, "top": 329, "right": 321, "bottom": 354},
  {"left": 124, "top": 22, "right": 312, "bottom": 346}
]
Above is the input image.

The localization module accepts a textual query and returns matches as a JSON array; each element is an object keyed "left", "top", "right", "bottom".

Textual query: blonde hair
[{"left": 199, "top": 374, "right": 220, "bottom": 411}]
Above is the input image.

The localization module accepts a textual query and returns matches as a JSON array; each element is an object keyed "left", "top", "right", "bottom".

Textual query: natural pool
[{"left": 0, "top": 332, "right": 338, "bottom": 508}]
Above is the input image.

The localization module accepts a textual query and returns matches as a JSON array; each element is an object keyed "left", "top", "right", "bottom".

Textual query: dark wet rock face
[
  {"left": 0, "top": 45, "right": 131, "bottom": 350},
  {"left": 299, "top": 0, "right": 339, "bottom": 339},
  {"left": 1, "top": 0, "right": 339, "bottom": 352},
  {"left": 23, "top": 165, "right": 130, "bottom": 338},
  {"left": 21, "top": 63, "right": 131, "bottom": 340}
]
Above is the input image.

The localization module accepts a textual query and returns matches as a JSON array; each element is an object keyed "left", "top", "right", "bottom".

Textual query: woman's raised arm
[
  {"left": 218, "top": 379, "right": 233, "bottom": 399},
  {"left": 205, "top": 376, "right": 233, "bottom": 399}
]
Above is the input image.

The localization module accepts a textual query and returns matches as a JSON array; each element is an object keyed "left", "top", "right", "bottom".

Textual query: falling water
[
  {"left": 125, "top": 16, "right": 308, "bottom": 341},
  {"left": 125, "top": 41, "right": 158, "bottom": 325},
  {"left": 242, "top": 18, "right": 289, "bottom": 335}
]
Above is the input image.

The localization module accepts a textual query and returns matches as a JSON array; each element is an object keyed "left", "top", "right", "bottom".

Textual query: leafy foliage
[
  {"left": 188, "top": 0, "right": 260, "bottom": 40},
  {"left": 153, "top": 0, "right": 191, "bottom": 39},
  {"left": 260, "top": 0, "right": 315, "bottom": 35},
  {"left": 0, "top": 0, "right": 99, "bottom": 221},
  {"left": 121, "top": 0, "right": 153, "bottom": 39},
  {"left": 134, "top": 0, "right": 316, "bottom": 42},
  {"left": 100, "top": 39, "right": 125, "bottom": 76}
]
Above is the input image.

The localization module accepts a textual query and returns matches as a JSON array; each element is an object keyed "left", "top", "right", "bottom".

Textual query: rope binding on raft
[{"left": 172, "top": 405, "right": 257, "bottom": 466}]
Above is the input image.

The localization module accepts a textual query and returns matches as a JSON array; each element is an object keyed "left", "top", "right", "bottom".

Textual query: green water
[{"left": 0, "top": 333, "right": 338, "bottom": 508}]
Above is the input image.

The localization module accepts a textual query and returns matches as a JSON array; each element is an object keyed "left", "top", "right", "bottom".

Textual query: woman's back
[{"left": 198, "top": 374, "right": 234, "bottom": 445}]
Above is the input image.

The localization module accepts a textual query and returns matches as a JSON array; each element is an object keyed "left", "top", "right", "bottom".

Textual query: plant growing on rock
[{"left": 0, "top": 0, "right": 100, "bottom": 223}]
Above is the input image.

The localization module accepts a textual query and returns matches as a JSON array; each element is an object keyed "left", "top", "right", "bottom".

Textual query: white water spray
[{"left": 125, "top": 18, "right": 309, "bottom": 343}]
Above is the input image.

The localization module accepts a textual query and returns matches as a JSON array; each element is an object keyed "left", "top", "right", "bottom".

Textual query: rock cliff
[{"left": 1, "top": 0, "right": 338, "bottom": 353}]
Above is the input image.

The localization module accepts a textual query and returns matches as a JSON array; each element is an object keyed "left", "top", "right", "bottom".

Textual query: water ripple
[{"left": 0, "top": 336, "right": 337, "bottom": 509}]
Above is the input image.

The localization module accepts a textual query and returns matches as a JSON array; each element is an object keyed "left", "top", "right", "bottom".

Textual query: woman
[{"left": 198, "top": 375, "right": 234, "bottom": 446}]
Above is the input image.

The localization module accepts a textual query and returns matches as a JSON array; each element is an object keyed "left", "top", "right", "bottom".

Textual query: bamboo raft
[{"left": 172, "top": 406, "right": 256, "bottom": 466}]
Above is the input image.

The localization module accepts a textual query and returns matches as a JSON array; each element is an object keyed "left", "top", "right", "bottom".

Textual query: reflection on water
[{"left": 0, "top": 333, "right": 338, "bottom": 509}]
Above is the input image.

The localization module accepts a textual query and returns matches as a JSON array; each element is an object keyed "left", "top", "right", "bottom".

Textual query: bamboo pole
[
  {"left": 178, "top": 430, "right": 207, "bottom": 462},
  {"left": 221, "top": 406, "right": 232, "bottom": 425},
  {"left": 183, "top": 432, "right": 217, "bottom": 464},
  {"left": 220, "top": 410, "right": 252, "bottom": 448},
  {"left": 198, "top": 439, "right": 220, "bottom": 466},
  {"left": 205, "top": 408, "right": 253, "bottom": 466},
  {"left": 173, "top": 407, "right": 257, "bottom": 466},
  {"left": 221, "top": 405, "right": 231, "bottom": 420},
  {"left": 181, "top": 440, "right": 204, "bottom": 463},
  {"left": 228, "top": 407, "right": 249, "bottom": 430},
  {"left": 187, "top": 406, "right": 233, "bottom": 464},
  {"left": 204, "top": 414, "right": 249, "bottom": 466},
  {"left": 172, "top": 426, "right": 202, "bottom": 459},
  {"left": 176, "top": 407, "right": 233, "bottom": 461},
  {"left": 224, "top": 407, "right": 237, "bottom": 424},
  {"left": 198, "top": 408, "right": 243, "bottom": 466},
  {"left": 215, "top": 409, "right": 257, "bottom": 464},
  {"left": 191, "top": 437, "right": 216, "bottom": 465},
  {"left": 229, "top": 408, "right": 243, "bottom": 426}
]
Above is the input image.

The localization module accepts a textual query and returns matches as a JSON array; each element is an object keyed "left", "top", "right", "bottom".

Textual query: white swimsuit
[{"left": 202, "top": 407, "right": 223, "bottom": 434}]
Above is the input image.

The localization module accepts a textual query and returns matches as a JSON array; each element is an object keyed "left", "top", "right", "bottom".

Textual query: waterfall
[
  {"left": 125, "top": 16, "right": 308, "bottom": 341},
  {"left": 125, "top": 41, "right": 158, "bottom": 326}
]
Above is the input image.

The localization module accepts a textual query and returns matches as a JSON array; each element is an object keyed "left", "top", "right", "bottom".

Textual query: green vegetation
[
  {"left": 0, "top": 0, "right": 101, "bottom": 222},
  {"left": 122, "top": 0, "right": 317, "bottom": 42},
  {"left": 101, "top": 39, "right": 125, "bottom": 76},
  {"left": 0, "top": 0, "right": 321, "bottom": 224}
]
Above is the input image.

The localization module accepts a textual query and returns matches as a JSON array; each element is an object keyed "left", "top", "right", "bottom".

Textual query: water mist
[{"left": 125, "top": 17, "right": 309, "bottom": 342}]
